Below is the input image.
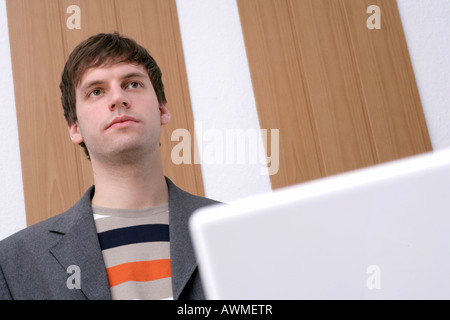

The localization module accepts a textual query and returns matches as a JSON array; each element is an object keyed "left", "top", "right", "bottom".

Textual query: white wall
[
  {"left": 0, "top": 0, "right": 27, "bottom": 240},
  {"left": 0, "top": 0, "right": 449, "bottom": 240},
  {"left": 397, "top": 0, "right": 450, "bottom": 150},
  {"left": 175, "top": 0, "right": 272, "bottom": 202}
]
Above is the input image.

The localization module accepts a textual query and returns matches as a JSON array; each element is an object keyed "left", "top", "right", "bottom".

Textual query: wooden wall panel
[
  {"left": 6, "top": 0, "right": 81, "bottom": 226},
  {"left": 237, "top": 0, "right": 432, "bottom": 189},
  {"left": 235, "top": 0, "right": 325, "bottom": 186},
  {"left": 289, "top": 0, "right": 378, "bottom": 173},
  {"left": 7, "top": 0, "right": 204, "bottom": 226},
  {"left": 342, "top": 0, "right": 432, "bottom": 161}
]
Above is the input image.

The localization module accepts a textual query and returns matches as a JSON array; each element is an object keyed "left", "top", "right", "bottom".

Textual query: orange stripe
[{"left": 106, "top": 259, "right": 172, "bottom": 287}]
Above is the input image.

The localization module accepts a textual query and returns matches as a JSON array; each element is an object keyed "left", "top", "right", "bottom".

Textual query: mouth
[{"left": 106, "top": 115, "right": 139, "bottom": 130}]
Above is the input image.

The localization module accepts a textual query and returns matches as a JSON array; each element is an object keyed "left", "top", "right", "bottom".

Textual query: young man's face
[{"left": 69, "top": 62, "right": 170, "bottom": 164}]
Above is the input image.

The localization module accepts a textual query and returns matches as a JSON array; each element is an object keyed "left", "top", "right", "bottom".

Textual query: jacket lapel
[
  {"left": 48, "top": 187, "right": 112, "bottom": 300},
  {"left": 166, "top": 178, "right": 199, "bottom": 299},
  {"left": 166, "top": 177, "right": 221, "bottom": 300}
]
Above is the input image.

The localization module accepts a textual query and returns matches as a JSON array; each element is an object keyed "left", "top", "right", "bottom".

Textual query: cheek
[
  {"left": 76, "top": 106, "right": 103, "bottom": 135},
  {"left": 140, "top": 97, "right": 161, "bottom": 120}
]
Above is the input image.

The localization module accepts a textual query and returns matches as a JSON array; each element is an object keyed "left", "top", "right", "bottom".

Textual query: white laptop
[{"left": 189, "top": 148, "right": 450, "bottom": 300}]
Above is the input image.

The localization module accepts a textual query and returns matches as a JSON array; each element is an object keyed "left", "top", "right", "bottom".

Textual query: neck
[{"left": 90, "top": 150, "right": 168, "bottom": 209}]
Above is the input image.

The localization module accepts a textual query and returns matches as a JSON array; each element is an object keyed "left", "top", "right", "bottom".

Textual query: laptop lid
[{"left": 190, "top": 149, "right": 450, "bottom": 299}]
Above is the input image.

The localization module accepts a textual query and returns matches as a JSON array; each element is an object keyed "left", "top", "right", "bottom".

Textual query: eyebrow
[{"left": 79, "top": 71, "right": 149, "bottom": 93}]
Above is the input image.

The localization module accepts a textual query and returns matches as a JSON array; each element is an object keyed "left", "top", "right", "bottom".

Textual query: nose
[{"left": 109, "top": 85, "right": 130, "bottom": 111}]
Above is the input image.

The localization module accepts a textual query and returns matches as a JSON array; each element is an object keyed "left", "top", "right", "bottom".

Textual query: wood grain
[
  {"left": 237, "top": 0, "right": 431, "bottom": 189},
  {"left": 342, "top": 0, "right": 432, "bottom": 161},
  {"left": 6, "top": 0, "right": 81, "bottom": 225},
  {"left": 237, "top": 0, "right": 325, "bottom": 189}
]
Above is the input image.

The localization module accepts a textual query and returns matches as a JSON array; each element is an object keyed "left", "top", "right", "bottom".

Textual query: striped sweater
[{"left": 93, "top": 203, "right": 173, "bottom": 300}]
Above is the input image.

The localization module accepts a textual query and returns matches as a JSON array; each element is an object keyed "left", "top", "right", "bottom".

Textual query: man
[{"left": 0, "top": 32, "right": 218, "bottom": 300}]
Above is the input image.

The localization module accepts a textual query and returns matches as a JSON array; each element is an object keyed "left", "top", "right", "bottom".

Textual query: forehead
[{"left": 77, "top": 62, "right": 149, "bottom": 89}]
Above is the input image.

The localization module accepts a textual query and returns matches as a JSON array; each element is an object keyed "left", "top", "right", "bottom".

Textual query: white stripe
[
  {"left": 110, "top": 278, "right": 173, "bottom": 300},
  {"left": 0, "top": 0, "right": 27, "bottom": 240},
  {"left": 101, "top": 242, "right": 171, "bottom": 267},
  {"left": 93, "top": 214, "right": 109, "bottom": 220},
  {"left": 175, "top": 0, "right": 272, "bottom": 202},
  {"left": 397, "top": 0, "right": 450, "bottom": 150}
]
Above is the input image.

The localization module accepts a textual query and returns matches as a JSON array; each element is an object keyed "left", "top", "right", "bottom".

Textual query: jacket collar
[
  {"left": 48, "top": 177, "right": 203, "bottom": 300},
  {"left": 48, "top": 185, "right": 111, "bottom": 300},
  {"left": 166, "top": 177, "right": 201, "bottom": 299}
]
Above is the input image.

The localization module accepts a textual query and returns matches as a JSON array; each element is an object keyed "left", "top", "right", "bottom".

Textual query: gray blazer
[{"left": 0, "top": 177, "right": 218, "bottom": 300}]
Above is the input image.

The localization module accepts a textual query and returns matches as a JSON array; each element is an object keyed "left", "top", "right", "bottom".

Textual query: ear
[
  {"left": 159, "top": 104, "right": 171, "bottom": 126},
  {"left": 68, "top": 122, "right": 84, "bottom": 144}
]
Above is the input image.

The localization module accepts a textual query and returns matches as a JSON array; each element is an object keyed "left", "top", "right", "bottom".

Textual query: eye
[
  {"left": 128, "top": 81, "right": 142, "bottom": 89},
  {"left": 88, "top": 89, "right": 102, "bottom": 98}
]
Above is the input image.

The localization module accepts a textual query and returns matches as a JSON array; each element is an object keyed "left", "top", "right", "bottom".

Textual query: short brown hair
[{"left": 60, "top": 32, "right": 167, "bottom": 158}]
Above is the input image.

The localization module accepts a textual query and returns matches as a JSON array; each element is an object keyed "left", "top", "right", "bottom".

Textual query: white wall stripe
[
  {"left": 175, "top": 0, "right": 273, "bottom": 202},
  {"left": 0, "top": 0, "right": 27, "bottom": 240},
  {"left": 396, "top": 0, "right": 450, "bottom": 150}
]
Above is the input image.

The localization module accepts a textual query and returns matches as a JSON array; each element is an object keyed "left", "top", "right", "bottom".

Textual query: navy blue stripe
[{"left": 97, "top": 224, "right": 169, "bottom": 250}]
